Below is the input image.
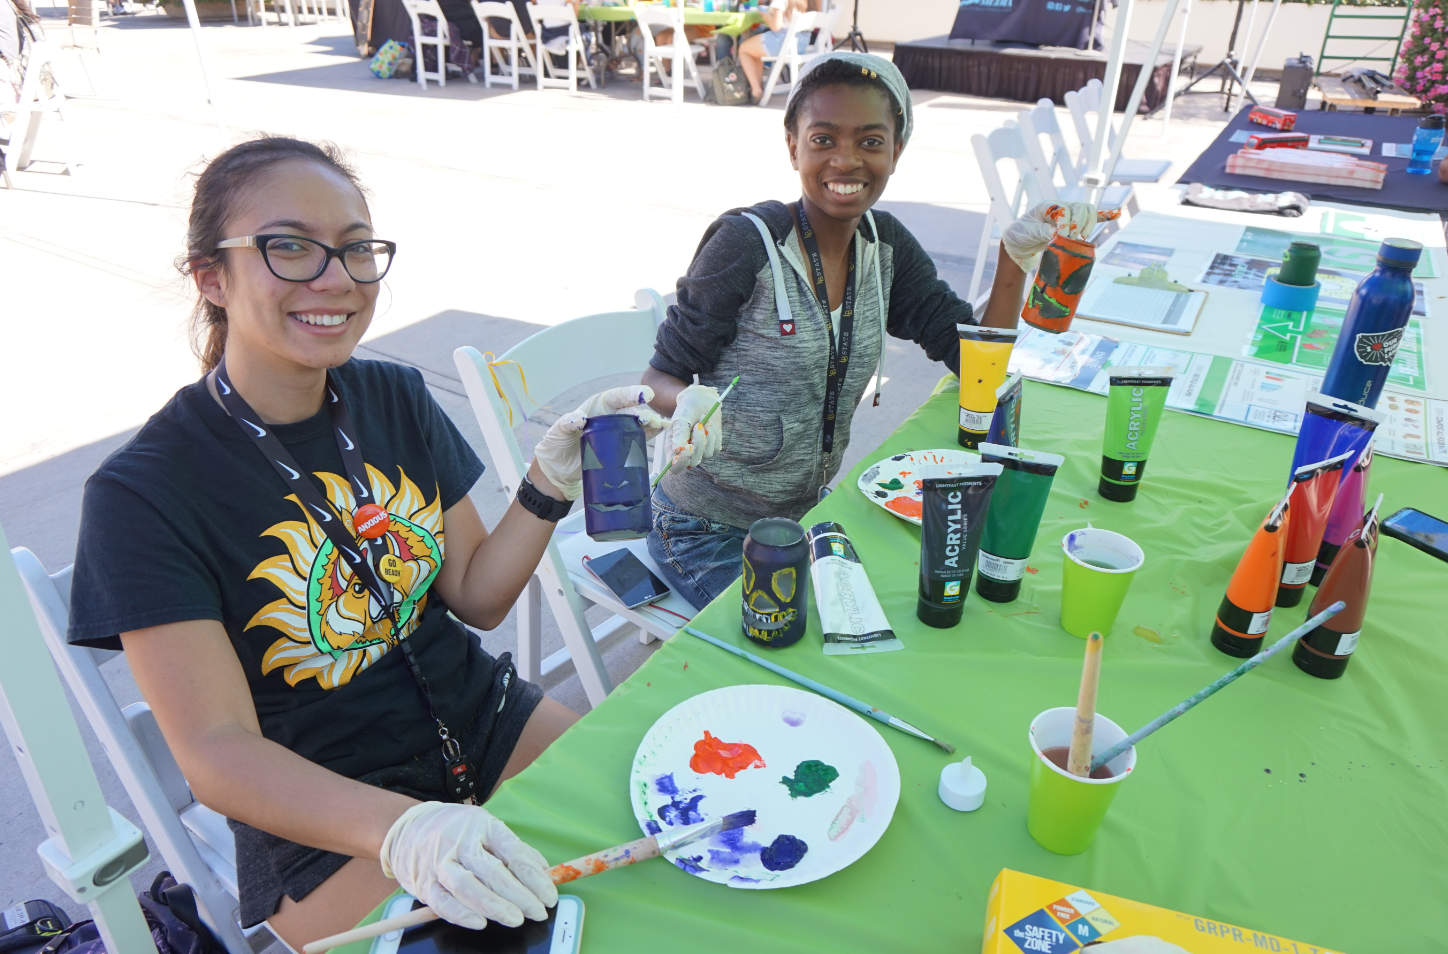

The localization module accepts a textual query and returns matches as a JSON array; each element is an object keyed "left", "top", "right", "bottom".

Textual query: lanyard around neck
[{"left": 794, "top": 201, "right": 856, "bottom": 455}]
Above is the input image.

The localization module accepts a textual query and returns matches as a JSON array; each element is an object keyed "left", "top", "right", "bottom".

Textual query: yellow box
[{"left": 982, "top": 869, "right": 1343, "bottom": 954}]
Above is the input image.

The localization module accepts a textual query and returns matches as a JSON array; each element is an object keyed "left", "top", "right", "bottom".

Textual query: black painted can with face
[{"left": 741, "top": 518, "right": 810, "bottom": 649}]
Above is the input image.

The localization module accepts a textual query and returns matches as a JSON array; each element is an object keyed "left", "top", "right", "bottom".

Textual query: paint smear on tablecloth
[
  {"left": 759, "top": 835, "right": 809, "bottom": 871},
  {"left": 780, "top": 760, "right": 839, "bottom": 798},
  {"left": 690, "top": 731, "right": 766, "bottom": 779},
  {"left": 827, "top": 761, "right": 879, "bottom": 841}
]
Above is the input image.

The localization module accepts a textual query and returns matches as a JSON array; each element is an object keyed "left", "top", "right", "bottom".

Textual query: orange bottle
[{"left": 1210, "top": 490, "right": 1292, "bottom": 658}]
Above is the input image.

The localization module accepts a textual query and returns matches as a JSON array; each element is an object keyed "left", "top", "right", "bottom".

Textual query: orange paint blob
[
  {"left": 689, "top": 730, "right": 766, "bottom": 779},
  {"left": 585, "top": 858, "right": 609, "bottom": 874},
  {"left": 552, "top": 865, "right": 581, "bottom": 884},
  {"left": 885, "top": 497, "right": 923, "bottom": 519}
]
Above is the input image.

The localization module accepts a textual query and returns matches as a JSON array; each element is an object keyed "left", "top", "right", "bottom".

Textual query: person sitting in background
[
  {"left": 640, "top": 52, "right": 1095, "bottom": 609},
  {"left": 66, "top": 136, "right": 664, "bottom": 949},
  {"left": 737, "top": 0, "right": 814, "bottom": 104}
]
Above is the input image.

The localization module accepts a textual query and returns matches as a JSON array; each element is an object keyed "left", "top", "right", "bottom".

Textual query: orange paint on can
[{"left": 1021, "top": 232, "right": 1095, "bottom": 334}]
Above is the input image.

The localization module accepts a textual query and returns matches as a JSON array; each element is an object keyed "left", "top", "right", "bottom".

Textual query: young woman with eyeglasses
[{"left": 66, "top": 137, "right": 663, "bottom": 948}]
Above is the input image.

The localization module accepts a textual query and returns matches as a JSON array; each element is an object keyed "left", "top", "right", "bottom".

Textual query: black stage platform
[{"left": 894, "top": 37, "right": 1201, "bottom": 113}]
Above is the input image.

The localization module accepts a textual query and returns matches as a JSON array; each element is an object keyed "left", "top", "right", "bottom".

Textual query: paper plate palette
[
  {"left": 856, "top": 448, "right": 981, "bottom": 526},
  {"left": 630, "top": 684, "right": 901, "bottom": 890}
]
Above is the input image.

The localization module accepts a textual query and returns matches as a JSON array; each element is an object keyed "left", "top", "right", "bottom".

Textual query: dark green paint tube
[
  {"left": 975, "top": 444, "right": 1065, "bottom": 603},
  {"left": 1099, "top": 365, "right": 1175, "bottom": 502}
]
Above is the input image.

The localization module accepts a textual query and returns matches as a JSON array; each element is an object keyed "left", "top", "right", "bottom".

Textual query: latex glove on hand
[
  {"left": 1001, "top": 201, "right": 1100, "bottom": 273},
  {"left": 532, "top": 386, "right": 667, "bottom": 501},
  {"left": 380, "top": 802, "right": 558, "bottom": 930},
  {"left": 664, "top": 384, "right": 725, "bottom": 470}
]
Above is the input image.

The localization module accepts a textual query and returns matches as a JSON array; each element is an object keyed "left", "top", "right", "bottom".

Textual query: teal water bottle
[{"left": 1406, "top": 114, "right": 1444, "bottom": 175}]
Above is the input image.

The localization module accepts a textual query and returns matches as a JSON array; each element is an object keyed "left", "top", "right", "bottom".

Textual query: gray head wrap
[{"left": 784, "top": 50, "right": 914, "bottom": 148}]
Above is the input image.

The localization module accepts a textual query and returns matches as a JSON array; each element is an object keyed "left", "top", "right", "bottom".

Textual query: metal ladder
[{"left": 1315, "top": 0, "right": 1415, "bottom": 77}]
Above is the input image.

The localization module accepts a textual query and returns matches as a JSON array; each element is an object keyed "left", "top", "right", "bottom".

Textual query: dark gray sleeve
[
  {"left": 876, "top": 213, "right": 975, "bottom": 376},
  {"left": 650, "top": 215, "right": 770, "bottom": 380}
]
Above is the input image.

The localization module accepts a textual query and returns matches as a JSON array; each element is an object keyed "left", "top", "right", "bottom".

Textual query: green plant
[{"left": 1396, "top": 1, "right": 1448, "bottom": 112}]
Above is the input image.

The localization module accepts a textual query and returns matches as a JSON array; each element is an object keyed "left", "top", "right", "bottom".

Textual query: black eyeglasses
[{"left": 215, "top": 234, "right": 397, "bottom": 284}]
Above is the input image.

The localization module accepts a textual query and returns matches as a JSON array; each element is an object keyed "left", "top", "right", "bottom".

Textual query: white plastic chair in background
[
  {"left": 402, "top": 0, "right": 467, "bottom": 89},
  {"left": 1066, "top": 78, "right": 1172, "bottom": 184},
  {"left": 634, "top": 4, "right": 706, "bottom": 105},
  {"left": 967, "top": 121, "right": 1045, "bottom": 307},
  {"left": 62, "top": 0, "right": 112, "bottom": 96},
  {"left": 473, "top": 0, "right": 537, "bottom": 89},
  {"left": 526, "top": 2, "right": 595, "bottom": 92},
  {"left": 452, "top": 290, "right": 695, "bottom": 708},
  {"left": 759, "top": 7, "right": 838, "bottom": 107},
  {"left": 11, "top": 549, "right": 274, "bottom": 954},
  {"left": 1, "top": 41, "right": 71, "bottom": 179},
  {"left": 1016, "top": 105, "right": 1136, "bottom": 214}
]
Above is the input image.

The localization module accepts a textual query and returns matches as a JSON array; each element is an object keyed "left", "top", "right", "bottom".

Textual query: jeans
[{"left": 647, "top": 487, "right": 748, "bottom": 610}]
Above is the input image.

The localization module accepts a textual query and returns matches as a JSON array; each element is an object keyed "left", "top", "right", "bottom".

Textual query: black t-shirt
[{"left": 67, "top": 359, "right": 491, "bottom": 780}]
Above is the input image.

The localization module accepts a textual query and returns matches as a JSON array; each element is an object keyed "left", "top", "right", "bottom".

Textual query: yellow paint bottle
[{"left": 957, "top": 325, "right": 1021, "bottom": 449}]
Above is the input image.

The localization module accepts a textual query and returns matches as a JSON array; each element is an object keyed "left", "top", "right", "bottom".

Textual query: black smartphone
[
  {"left": 375, "top": 896, "right": 584, "bottom": 954},
  {"left": 581, "top": 549, "right": 670, "bottom": 608},
  {"left": 1382, "top": 508, "right": 1448, "bottom": 563}
]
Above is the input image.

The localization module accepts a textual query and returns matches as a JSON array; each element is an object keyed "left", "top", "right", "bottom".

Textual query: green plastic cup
[
  {"left": 1026, "top": 706, "right": 1138, "bottom": 854},
  {"left": 1059, "top": 527, "right": 1144, "bottom": 639}
]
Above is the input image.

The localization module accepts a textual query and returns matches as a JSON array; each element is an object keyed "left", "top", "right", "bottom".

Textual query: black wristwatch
[{"left": 516, "top": 477, "right": 573, "bottom": 522}]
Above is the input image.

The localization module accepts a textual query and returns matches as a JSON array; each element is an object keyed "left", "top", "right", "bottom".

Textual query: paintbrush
[
  {"left": 1088, "top": 601, "right": 1346, "bottom": 774},
  {"left": 301, "top": 811, "right": 757, "bottom": 954},
  {"left": 685, "top": 626, "right": 956, "bottom": 753},
  {"left": 1066, "top": 632, "right": 1103, "bottom": 777},
  {"left": 651, "top": 375, "right": 740, "bottom": 490}
]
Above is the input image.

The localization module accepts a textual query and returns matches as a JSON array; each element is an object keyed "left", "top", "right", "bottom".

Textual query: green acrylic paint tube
[
  {"left": 1099, "top": 366, "right": 1175, "bottom": 503},
  {"left": 975, "top": 444, "right": 1065, "bottom": 603}
]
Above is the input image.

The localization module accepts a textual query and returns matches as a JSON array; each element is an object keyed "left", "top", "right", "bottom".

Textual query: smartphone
[
  {"left": 1382, "top": 508, "right": 1448, "bottom": 563},
  {"left": 372, "top": 895, "right": 584, "bottom": 954},
  {"left": 581, "top": 549, "right": 670, "bottom": 608}
]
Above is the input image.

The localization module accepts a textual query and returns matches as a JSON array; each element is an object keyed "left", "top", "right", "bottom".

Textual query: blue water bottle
[
  {"left": 1319, "top": 238, "right": 1423, "bottom": 409},
  {"left": 1406, "top": 114, "right": 1445, "bottom": 175}
]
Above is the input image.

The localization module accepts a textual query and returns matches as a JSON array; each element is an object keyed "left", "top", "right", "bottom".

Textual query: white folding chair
[
  {"left": 473, "top": 0, "right": 537, "bottom": 89},
  {"left": 403, "top": 0, "right": 471, "bottom": 88},
  {"left": 634, "top": 4, "right": 705, "bottom": 105},
  {"left": 968, "top": 121, "right": 1045, "bottom": 306},
  {"left": 0, "top": 41, "right": 71, "bottom": 177},
  {"left": 1066, "top": 78, "right": 1172, "bottom": 184},
  {"left": 453, "top": 291, "right": 695, "bottom": 708},
  {"left": 526, "top": 2, "right": 595, "bottom": 92},
  {"left": 61, "top": 0, "right": 112, "bottom": 96},
  {"left": 11, "top": 549, "right": 275, "bottom": 954},
  {"left": 759, "top": 7, "right": 838, "bottom": 107},
  {"left": 1016, "top": 105, "right": 1135, "bottom": 213}
]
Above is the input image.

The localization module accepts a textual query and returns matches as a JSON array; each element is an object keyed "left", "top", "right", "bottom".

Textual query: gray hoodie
[{"left": 651, "top": 200, "right": 975, "bottom": 530}]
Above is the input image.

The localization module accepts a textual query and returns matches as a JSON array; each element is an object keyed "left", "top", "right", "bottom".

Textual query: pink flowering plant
[{"left": 1396, "top": 1, "right": 1448, "bottom": 113}]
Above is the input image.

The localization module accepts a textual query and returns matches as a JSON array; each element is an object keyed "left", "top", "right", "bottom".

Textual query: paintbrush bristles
[
  {"left": 933, "top": 738, "right": 956, "bottom": 754},
  {"left": 719, "top": 809, "right": 757, "bottom": 831}
]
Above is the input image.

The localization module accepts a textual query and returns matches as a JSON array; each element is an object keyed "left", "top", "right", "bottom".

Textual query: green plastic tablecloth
[
  {"left": 579, "top": 4, "right": 763, "bottom": 33},
  {"left": 478, "top": 381, "right": 1445, "bottom": 953}
]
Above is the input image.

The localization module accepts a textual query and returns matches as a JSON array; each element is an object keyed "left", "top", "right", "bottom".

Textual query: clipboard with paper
[{"left": 1074, "top": 264, "right": 1209, "bottom": 336}]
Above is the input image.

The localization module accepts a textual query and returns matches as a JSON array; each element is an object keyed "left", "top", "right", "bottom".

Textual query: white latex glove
[
  {"left": 532, "top": 386, "right": 667, "bottom": 501},
  {"left": 1001, "top": 201, "right": 1101, "bottom": 273},
  {"left": 380, "top": 802, "right": 558, "bottom": 930},
  {"left": 664, "top": 384, "right": 725, "bottom": 470}
]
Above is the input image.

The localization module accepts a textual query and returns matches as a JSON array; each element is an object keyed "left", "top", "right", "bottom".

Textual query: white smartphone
[{"left": 369, "top": 894, "right": 584, "bottom": 954}]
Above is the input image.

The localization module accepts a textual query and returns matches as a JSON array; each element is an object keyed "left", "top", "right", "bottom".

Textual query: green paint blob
[
  {"left": 780, "top": 760, "right": 839, "bottom": 798},
  {"left": 876, "top": 478, "right": 905, "bottom": 491}
]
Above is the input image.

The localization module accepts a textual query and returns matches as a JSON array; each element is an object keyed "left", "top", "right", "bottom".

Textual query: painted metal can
[
  {"left": 741, "top": 518, "right": 809, "bottom": 649},
  {"left": 580, "top": 414, "right": 652, "bottom": 541},
  {"left": 1020, "top": 232, "right": 1095, "bottom": 334}
]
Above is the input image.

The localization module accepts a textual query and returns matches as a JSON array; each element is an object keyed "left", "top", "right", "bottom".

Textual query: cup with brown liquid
[{"left": 1026, "top": 706, "right": 1137, "bottom": 854}]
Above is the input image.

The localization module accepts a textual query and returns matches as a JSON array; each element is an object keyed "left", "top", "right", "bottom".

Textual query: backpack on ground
[
  {"left": 711, "top": 54, "right": 749, "bottom": 106},
  {"left": 26, "top": 873, "right": 223, "bottom": 954}
]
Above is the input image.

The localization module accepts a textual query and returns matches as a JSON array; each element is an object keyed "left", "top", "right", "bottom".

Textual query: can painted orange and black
[
  {"left": 1021, "top": 232, "right": 1095, "bottom": 334},
  {"left": 1211, "top": 490, "right": 1292, "bottom": 658}
]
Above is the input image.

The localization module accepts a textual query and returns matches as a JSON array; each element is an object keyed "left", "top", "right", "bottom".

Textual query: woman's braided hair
[{"left": 782, "top": 58, "right": 906, "bottom": 142}]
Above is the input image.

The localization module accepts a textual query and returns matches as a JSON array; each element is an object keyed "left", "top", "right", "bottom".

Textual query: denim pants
[{"left": 647, "top": 487, "right": 748, "bottom": 610}]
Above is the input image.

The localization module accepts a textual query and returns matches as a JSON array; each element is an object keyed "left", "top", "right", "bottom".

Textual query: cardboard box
[{"left": 981, "top": 869, "right": 1343, "bottom": 953}]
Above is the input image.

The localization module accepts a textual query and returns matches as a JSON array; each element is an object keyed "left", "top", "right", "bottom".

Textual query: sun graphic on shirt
[{"left": 247, "top": 465, "right": 444, "bottom": 690}]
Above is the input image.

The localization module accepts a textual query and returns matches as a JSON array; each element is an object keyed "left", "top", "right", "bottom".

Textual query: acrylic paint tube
[
  {"left": 1293, "top": 496, "right": 1382, "bottom": 679},
  {"left": 806, "top": 522, "right": 903, "bottom": 655},
  {"left": 1211, "top": 488, "right": 1293, "bottom": 658},
  {"left": 1276, "top": 450, "right": 1354, "bottom": 608},
  {"left": 1313, "top": 440, "right": 1374, "bottom": 587},
  {"left": 1098, "top": 366, "right": 1175, "bottom": 502},
  {"left": 986, "top": 372, "right": 1024, "bottom": 447},
  {"left": 957, "top": 325, "right": 1020, "bottom": 450},
  {"left": 975, "top": 444, "right": 1064, "bottom": 603},
  {"left": 917, "top": 463, "right": 1002, "bottom": 628},
  {"left": 1288, "top": 393, "right": 1381, "bottom": 490}
]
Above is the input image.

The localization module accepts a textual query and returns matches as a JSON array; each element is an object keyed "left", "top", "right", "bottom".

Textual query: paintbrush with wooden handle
[
  {"left": 1067, "top": 632, "right": 1103, "bottom": 777},
  {"left": 302, "top": 810, "right": 757, "bottom": 954}
]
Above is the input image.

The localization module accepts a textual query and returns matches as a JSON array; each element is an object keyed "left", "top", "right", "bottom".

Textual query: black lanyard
[
  {"left": 794, "top": 201, "right": 857, "bottom": 454},
  {"left": 213, "top": 359, "right": 478, "bottom": 803}
]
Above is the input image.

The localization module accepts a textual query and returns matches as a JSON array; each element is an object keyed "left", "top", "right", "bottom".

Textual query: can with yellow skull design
[{"left": 741, "top": 518, "right": 809, "bottom": 649}]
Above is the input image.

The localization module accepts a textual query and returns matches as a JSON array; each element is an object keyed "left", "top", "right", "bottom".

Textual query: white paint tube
[{"left": 806, "top": 522, "right": 903, "bottom": 655}]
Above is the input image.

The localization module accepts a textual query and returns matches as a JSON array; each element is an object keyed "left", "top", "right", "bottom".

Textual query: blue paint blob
[
  {"left": 706, "top": 826, "right": 763, "bottom": 866},
  {"left": 659, "top": 793, "right": 706, "bottom": 827},
  {"left": 673, "top": 854, "right": 707, "bottom": 875},
  {"left": 759, "top": 834, "right": 808, "bottom": 872},
  {"left": 644, "top": 820, "right": 661, "bottom": 835},
  {"left": 654, "top": 773, "right": 679, "bottom": 795},
  {"left": 729, "top": 876, "right": 760, "bottom": 885}
]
